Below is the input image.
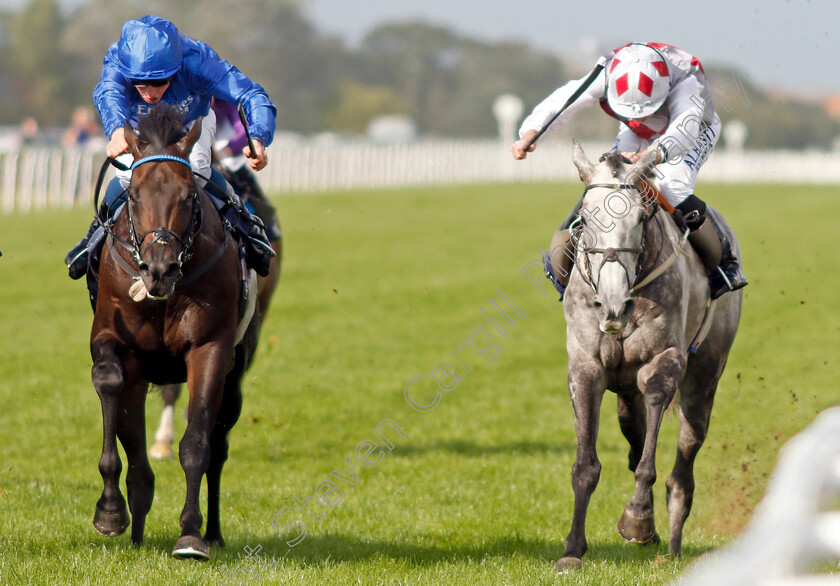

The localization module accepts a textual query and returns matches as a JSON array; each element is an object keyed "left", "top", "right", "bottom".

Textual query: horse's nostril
[
  {"left": 138, "top": 262, "right": 150, "bottom": 273},
  {"left": 594, "top": 300, "right": 602, "bottom": 308},
  {"left": 164, "top": 263, "right": 182, "bottom": 280}
]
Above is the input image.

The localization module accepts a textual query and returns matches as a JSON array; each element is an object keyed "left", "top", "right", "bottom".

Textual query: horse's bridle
[
  {"left": 574, "top": 182, "right": 659, "bottom": 295},
  {"left": 107, "top": 154, "right": 203, "bottom": 274}
]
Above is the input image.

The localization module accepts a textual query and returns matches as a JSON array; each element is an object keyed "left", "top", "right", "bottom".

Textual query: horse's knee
[{"left": 92, "top": 357, "right": 123, "bottom": 397}]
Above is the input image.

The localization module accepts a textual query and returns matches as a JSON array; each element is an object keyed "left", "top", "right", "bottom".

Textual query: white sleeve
[
  {"left": 658, "top": 77, "right": 710, "bottom": 159},
  {"left": 188, "top": 108, "right": 216, "bottom": 187},
  {"left": 518, "top": 68, "right": 607, "bottom": 138}
]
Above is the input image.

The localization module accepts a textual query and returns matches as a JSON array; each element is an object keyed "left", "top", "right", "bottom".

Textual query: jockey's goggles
[{"left": 130, "top": 77, "right": 171, "bottom": 88}]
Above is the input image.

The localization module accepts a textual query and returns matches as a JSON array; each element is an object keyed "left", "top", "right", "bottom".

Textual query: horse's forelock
[
  {"left": 136, "top": 105, "right": 188, "bottom": 152},
  {"left": 598, "top": 152, "right": 629, "bottom": 178}
]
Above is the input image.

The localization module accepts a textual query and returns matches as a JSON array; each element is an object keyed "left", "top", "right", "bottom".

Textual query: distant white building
[{"left": 367, "top": 115, "right": 417, "bottom": 142}]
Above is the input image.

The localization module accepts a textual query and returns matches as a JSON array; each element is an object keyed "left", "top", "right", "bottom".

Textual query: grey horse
[{"left": 554, "top": 140, "right": 743, "bottom": 570}]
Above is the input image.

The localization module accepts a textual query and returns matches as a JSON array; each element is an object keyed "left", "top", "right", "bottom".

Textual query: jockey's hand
[
  {"left": 243, "top": 139, "right": 268, "bottom": 171},
  {"left": 619, "top": 147, "right": 664, "bottom": 165},
  {"left": 512, "top": 129, "right": 539, "bottom": 160},
  {"left": 106, "top": 127, "right": 129, "bottom": 159}
]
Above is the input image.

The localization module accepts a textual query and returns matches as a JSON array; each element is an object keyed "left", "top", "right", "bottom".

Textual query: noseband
[{"left": 574, "top": 182, "right": 657, "bottom": 294}]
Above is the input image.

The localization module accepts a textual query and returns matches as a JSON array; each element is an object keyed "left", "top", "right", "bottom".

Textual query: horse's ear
[
  {"left": 123, "top": 121, "right": 146, "bottom": 158},
  {"left": 571, "top": 139, "right": 594, "bottom": 184},
  {"left": 177, "top": 117, "right": 202, "bottom": 156}
]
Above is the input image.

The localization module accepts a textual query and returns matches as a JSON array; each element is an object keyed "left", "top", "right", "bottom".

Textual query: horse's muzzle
[
  {"left": 596, "top": 298, "right": 634, "bottom": 335},
  {"left": 138, "top": 260, "right": 182, "bottom": 300}
]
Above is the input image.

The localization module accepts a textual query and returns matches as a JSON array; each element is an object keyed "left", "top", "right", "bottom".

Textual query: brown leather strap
[{"left": 640, "top": 178, "right": 674, "bottom": 214}]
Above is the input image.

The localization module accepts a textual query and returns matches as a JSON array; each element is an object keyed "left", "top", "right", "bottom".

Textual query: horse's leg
[
  {"left": 172, "top": 344, "right": 230, "bottom": 560},
  {"left": 150, "top": 383, "right": 182, "bottom": 460},
  {"left": 665, "top": 359, "right": 719, "bottom": 556},
  {"left": 91, "top": 336, "right": 130, "bottom": 536},
  {"left": 556, "top": 358, "right": 607, "bottom": 571},
  {"left": 116, "top": 379, "right": 155, "bottom": 544},
  {"left": 617, "top": 392, "right": 646, "bottom": 472},
  {"left": 204, "top": 345, "right": 246, "bottom": 548},
  {"left": 618, "top": 347, "right": 686, "bottom": 545}
]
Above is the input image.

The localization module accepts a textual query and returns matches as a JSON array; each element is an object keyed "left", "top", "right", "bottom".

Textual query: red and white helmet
[{"left": 606, "top": 44, "right": 670, "bottom": 119}]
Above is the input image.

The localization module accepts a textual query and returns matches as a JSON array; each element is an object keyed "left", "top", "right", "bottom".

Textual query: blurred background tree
[{"left": 0, "top": 0, "right": 837, "bottom": 148}]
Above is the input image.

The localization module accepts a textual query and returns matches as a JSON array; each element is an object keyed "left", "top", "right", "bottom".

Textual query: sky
[
  {"left": 1, "top": 0, "right": 837, "bottom": 97},
  {"left": 303, "top": 0, "right": 839, "bottom": 97}
]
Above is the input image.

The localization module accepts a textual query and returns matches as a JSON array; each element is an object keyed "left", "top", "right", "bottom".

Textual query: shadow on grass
[
  {"left": 214, "top": 531, "right": 558, "bottom": 566},
  {"left": 393, "top": 439, "right": 575, "bottom": 458},
  {"left": 202, "top": 532, "right": 719, "bottom": 568}
]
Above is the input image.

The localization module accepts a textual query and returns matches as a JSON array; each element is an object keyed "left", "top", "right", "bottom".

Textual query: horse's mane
[
  {"left": 599, "top": 152, "right": 632, "bottom": 178},
  {"left": 136, "top": 105, "right": 187, "bottom": 152}
]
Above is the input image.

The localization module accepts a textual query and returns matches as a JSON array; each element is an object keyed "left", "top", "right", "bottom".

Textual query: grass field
[{"left": 0, "top": 181, "right": 837, "bottom": 585}]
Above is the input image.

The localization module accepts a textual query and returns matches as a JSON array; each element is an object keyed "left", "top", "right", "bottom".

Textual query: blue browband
[{"left": 130, "top": 154, "right": 192, "bottom": 171}]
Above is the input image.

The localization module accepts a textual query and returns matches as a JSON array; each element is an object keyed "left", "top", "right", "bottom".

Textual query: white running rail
[{"left": 675, "top": 407, "right": 840, "bottom": 586}]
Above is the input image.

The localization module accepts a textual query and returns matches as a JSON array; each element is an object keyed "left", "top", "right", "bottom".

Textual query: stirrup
[{"left": 709, "top": 265, "right": 748, "bottom": 299}]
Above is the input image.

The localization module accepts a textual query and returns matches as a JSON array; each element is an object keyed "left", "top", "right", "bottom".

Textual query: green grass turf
[{"left": 0, "top": 181, "right": 837, "bottom": 585}]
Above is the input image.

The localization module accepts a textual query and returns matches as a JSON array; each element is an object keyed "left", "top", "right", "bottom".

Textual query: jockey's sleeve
[
  {"left": 187, "top": 40, "right": 278, "bottom": 148},
  {"left": 518, "top": 67, "right": 606, "bottom": 138},
  {"left": 93, "top": 43, "right": 134, "bottom": 139},
  {"left": 658, "top": 76, "right": 715, "bottom": 160}
]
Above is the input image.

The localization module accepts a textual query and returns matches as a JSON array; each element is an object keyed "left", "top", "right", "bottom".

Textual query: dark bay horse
[
  {"left": 89, "top": 106, "right": 265, "bottom": 559},
  {"left": 149, "top": 164, "right": 282, "bottom": 461},
  {"left": 554, "top": 141, "right": 742, "bottom": 570}
]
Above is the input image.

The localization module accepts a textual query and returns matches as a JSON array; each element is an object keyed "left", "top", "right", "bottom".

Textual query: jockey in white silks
[
  {"left": 65, "top": 15, "right": 277, "bottom": 281},
  {"left": 512, "top": 42, "right": 748, "bottom": 300}
]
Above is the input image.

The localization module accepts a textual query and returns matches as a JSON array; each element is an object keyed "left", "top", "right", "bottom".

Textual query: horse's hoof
[
  {"left": 618, "top": 509, "right": 660, "bottom": 544},
  {"left": 149, "top": 442, "right": 173, "bottom": 460},
  {"left": 554, "top": 556, "right": 584, "bottom": 572},
  {"left": 172, "top": 535, "right": 210, "bottom": 560},
  {"left": 93, "top": 506, "right": 130, "bottom": 536}
]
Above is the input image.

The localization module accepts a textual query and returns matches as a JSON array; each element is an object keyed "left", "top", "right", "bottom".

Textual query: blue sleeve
[
  {"left": 92, "top": 42, "right": 134, "bottom": 139},
  {"left": 182, "top": 39, "right": 277, "bottom": 146}
]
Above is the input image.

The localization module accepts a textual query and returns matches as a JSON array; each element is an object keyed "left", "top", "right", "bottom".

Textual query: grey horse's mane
[{"left": 598, "top": 152, "right": 633, "bottom": 178}]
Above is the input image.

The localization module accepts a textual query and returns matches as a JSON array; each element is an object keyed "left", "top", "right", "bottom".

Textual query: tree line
[{"left": 1, "top": 0, "right": 837, "bottom": 149}]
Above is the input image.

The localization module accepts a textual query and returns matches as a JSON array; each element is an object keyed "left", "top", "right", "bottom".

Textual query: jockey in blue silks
[{"left": 65, "top": 15, "right": 277, "bottom": 279}]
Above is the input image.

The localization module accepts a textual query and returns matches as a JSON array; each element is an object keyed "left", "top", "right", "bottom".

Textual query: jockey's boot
[
  {"left": 677, "top": 195, "right": 748, "bottom": 300},
  {"left": 65, "top": 217, "right": 100, "bottom": 279},
  {"left": 708, "top": 220, "right": 748, "bottom": 299},
  {"left": 205, "top": 175, "right": 275, "bottom": 277},
  {"left": 227, "top": 166, "right": 281, "bottom": 241},
  {"left": 543, "top": 196, "right": 584, "bottom": 301}
]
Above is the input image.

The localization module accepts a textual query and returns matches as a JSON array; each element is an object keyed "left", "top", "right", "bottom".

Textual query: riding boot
[
  {"left": 543, "top": 196, "right": 584, "bottom": 301},
  {"left": 708, "top": 220, "right": 748, "bottom": 299},
  {"left": 228, "top": 166, "right": 281, "bottom": 241},
  {"left": 676, "top": 195, "right": 748, "bottom": 299},
  {"left": 65, "top": 217, "right": 100, "bottom": 280},
  {"left": 206, "top": 176, "right": 275, "bottom": 277}
]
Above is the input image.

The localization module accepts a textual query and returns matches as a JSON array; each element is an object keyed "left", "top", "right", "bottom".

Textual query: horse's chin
[
  {"left": 599, "top": 321, "right": 626, "bottom": 335},
  {"left": 142, "top": 278, "right": 176, "bottom": 301}
]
